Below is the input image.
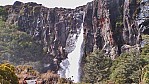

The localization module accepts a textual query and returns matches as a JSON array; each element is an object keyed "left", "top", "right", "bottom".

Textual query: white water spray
[
  {"left": 66, "top": 25, "right": 84, "bottom": 82},
  {"left": 58, "top": 13, "right": 84, "bottom": 83}
]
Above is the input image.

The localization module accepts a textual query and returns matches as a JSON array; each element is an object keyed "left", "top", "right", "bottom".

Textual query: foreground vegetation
[
  {"left": 82, "top": 35, "right": 149, "bottom": 84},
  {"left": 0, "top": 63, "right": 19, "bottom": 84}
]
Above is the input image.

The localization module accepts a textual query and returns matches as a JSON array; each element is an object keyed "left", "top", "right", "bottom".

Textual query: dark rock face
[
  {"left": 4, "top": 1, "right": 85, "bottom": 72},
  {"left": 4, "top": 0, "right": 148, "bottom": 71},
  {"left": 83, "top": 0, "right": 144, "bottom": 59}
]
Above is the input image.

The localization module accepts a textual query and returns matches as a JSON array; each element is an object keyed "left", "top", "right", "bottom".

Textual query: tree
[
  {"left": 82, "top": 50, "right": 112, "bottom": 83},
  {"left": 109, "top": 52, "right": 149, "bottom": 84}
]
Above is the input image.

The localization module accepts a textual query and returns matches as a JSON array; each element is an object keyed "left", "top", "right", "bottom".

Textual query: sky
[{"left": 0, "top": 0, "right": 93, "bottom": 9}]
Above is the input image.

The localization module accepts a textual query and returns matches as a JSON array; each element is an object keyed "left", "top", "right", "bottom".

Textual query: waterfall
[
  {"left": 58, "top": 13, "right": 84, "bottom": 83},
  {"left": 66, "top": 24, "right": 84, "bottom": 82}
]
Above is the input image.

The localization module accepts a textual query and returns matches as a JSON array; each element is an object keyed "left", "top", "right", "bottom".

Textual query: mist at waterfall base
[{"left": 58, "top": 24, "right": 84, "bottom": 83}]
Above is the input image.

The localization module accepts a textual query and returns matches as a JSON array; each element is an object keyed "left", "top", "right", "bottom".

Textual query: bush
[{"left": 0, "top": 63, "right": 19, "bottom": 84}]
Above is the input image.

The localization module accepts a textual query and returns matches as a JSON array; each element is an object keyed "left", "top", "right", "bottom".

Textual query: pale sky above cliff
[{"left": 0, "top": 0, "right": 93, "bottom": 8}]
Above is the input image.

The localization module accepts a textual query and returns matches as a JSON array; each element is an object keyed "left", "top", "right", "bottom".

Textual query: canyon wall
[
  {"left": 4, "top": 1, "right": 85, "bottom": 63},
  {"left": 3, "top": 0, "right": 148, "bottom": 72},
  {"left": 83, "top": 0, "right": 144, "bottom": 59}
]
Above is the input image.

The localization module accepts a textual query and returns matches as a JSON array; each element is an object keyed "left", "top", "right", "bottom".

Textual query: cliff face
[
  {"left": 4, "top": 0, "right": 148, "bottom": 72},
  {"left": 4, "top": 1, "right": 87, "bottom": 72},
  {"left": 5, "top": 1, "right": 85, "bottom": 61},
  {"left": 83, "top": 0, "right": 144, "bottom": 59}
]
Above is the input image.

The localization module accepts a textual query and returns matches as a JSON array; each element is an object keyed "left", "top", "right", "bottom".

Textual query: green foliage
[
  {"left": 0, "top": 18, "right": 43, "bottom": 64},
  {"left": 141, "top": 35, "right": 149, "bottom": 55},
  {"left": 0, "top": 63, "right": 19, "bottom": 84},
  {"left": 82, "top": 43, "right": 149, "bottom": 83},
  {"left": 116, "top": 21, "right": 123, "bottom": 27},
  {"left": 109, "top": 53, "right": 141, "bottom": 83},
  {"left": 142, "top": 35, "right": 149, "bottom": 44},
  {"left": 141, "top": 64, "right": 149, "bottom": 83},
  {"left": 140, "top": 36, "right": 149, "bottom": 83},
  {"left": 108, "top": 45, "right": 149, "bottom": 84},
  {"left": 0, "top": 6, "right": 7, "bottom": 21},
  {"left": 82, "top": 50, "right": 112, "bottom": 83},
  {"left": 141, "top": 44, "right": 149, "bottom": 55},
  {"left": 115, "top": 14, "right": 123, "bottom": 28}
]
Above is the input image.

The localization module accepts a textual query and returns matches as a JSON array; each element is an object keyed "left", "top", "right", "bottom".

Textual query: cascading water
[
  {"left": 67, "top": 25, "right": 84, "bottom": 82},
  {"left": 58, "top": 13, "right": 84, "bottom": 83}
]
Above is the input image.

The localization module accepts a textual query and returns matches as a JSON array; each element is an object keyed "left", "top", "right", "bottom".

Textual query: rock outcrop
[{"left": 83, "top": 0, "right": 148, "bottom": 59}]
